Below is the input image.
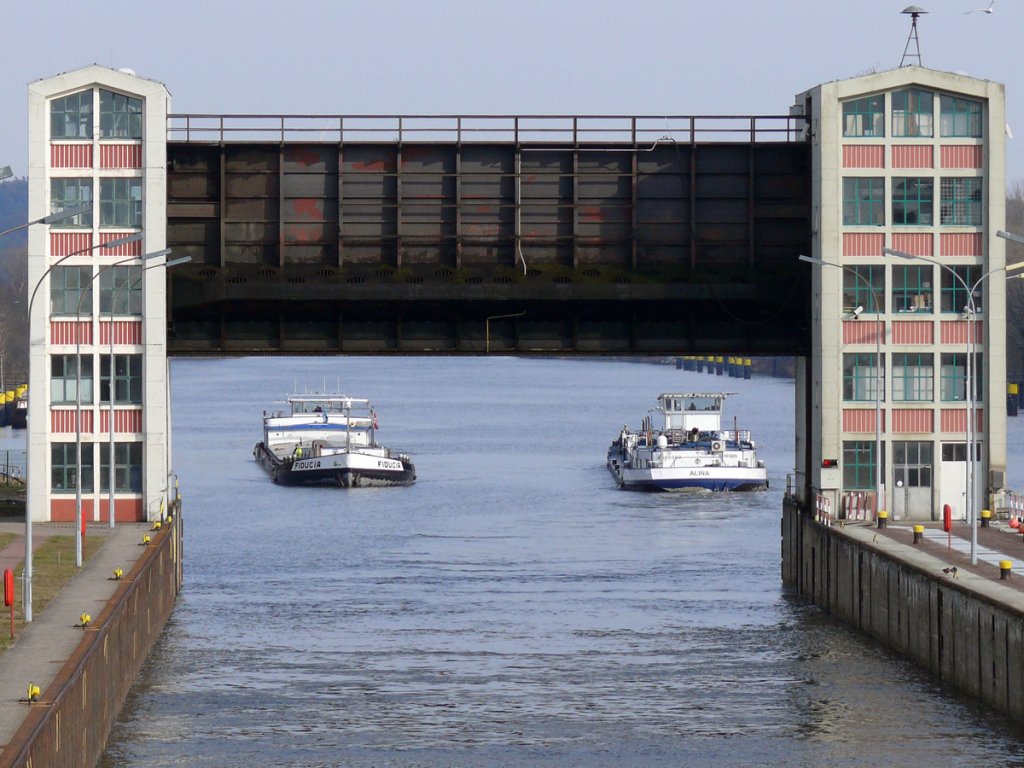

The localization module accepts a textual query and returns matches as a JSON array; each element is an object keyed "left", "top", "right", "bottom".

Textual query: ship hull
[{"left": 254, "top": 442, "right": 416, "bottom": 487}]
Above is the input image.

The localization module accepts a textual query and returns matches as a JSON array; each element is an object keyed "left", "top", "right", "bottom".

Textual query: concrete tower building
[
  {"left": 796, "top": 66, "right": 1007, "bottom": 522},
  {"left": 27, "top": 65, "right": 172, "bottom": 524}
]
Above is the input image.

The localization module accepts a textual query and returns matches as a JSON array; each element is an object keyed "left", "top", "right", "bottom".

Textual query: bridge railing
[{"left": 167, "top": 113, "right": 807, "bottom": 145}]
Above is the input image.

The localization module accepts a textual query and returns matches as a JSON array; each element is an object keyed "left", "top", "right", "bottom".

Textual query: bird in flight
[{"left": 965, "top": 0, "right": 995, "bottom": 13}]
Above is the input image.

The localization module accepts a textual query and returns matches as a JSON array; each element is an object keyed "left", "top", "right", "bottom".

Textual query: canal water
[{"left": 101, "top": 357, "right": 1024, "bottom": 767}]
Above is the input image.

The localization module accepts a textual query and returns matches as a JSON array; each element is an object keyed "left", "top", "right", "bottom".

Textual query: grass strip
[{"left": 0, "top": 534, "right": 104, "bottom": 653}]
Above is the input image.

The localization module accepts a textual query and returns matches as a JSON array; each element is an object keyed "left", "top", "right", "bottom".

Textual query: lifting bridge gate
[{"left": 165, "top": 114, "right": 812, "bottom": 356}]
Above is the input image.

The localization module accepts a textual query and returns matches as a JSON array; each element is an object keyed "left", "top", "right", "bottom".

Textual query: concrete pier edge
[
  {"left": 784, "top": 496, "right": 1024, "bottom": 718},
  {"left": 0, "top": 505, "right": 182, "bottom": 767}
]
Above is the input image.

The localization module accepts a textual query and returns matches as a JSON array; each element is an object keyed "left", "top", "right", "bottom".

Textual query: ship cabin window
[{"left": 681, "top": 396, "right": 721, "bottom": 412}]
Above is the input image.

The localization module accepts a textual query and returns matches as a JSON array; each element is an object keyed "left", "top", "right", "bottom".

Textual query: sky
[{"left": 1, "top": 0, "right": 1022, "bottom": 183}]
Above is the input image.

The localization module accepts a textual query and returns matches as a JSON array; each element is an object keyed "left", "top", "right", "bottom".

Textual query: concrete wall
[
  {"left": 783, "top": 499, "right": 1024, "bottom": 717},
  {"left": 0, "top": 505, "right": 182, "bottom": 767}
]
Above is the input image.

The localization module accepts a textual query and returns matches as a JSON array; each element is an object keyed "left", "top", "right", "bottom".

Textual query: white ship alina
[
  {"left": 253, "top": 393, "right": 415, "bottom": 487},
  {"left": 607, "top": 392, "right": 767, "bottom": 492}
]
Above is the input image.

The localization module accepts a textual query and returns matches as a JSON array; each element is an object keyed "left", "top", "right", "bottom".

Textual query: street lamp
[
  {"left": 0, "top": 166, "right": 12, "bottom": 182},
  {"left": 883, "top": 245, "right": 1017, "bottom": 566},
  {"left": 0, "top": 204, "right": 91, "bottom": 240},
  {"left": 14, "top": 203, "right": 104, "bottom": 623},
  {"left": 105, "top": 255, "right": 190, "bottom": 529},
  {"left": 73, "top": 248, "right": 171, "bottom": 566},
  {"left": 799, "top": 254, "right": 884, "bottom": 518}
]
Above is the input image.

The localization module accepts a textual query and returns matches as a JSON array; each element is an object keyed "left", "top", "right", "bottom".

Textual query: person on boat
[{"left": 293, "top": 444, "right": 303, "bottom": 460}]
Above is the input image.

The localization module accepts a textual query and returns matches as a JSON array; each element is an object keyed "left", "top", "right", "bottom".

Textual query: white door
[
  {"left": 893, "top": 441, "right": 933, "bottom": 521},
  {"left": 940, "top": 442, "right": 968, "bottom": 522}
]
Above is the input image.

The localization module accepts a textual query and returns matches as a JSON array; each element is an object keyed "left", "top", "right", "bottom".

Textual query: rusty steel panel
[{"left": 166, "top": 115, "right": 811, "bottom": 355}]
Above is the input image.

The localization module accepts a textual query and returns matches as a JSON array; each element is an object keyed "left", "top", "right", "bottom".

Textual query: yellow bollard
[
  {"left": 1001, "top": 560, "right": 1013, "bottom": 580},
  {"left": 981, "top": 509, "right": 992, "bottom": 528},
  {"left": 913, "top": 524, "right": 924, "bottom": 544},
  {"left": 877, "top": 510, "right": 889, "bottom": 529}
]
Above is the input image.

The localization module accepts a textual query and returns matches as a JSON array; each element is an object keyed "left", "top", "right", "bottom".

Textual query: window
[
  {"left": 941, "top": 266, "right": 980, "bottom": 313},
  {"left": 50, "top": 355, "right": 94, "bottom": 405},
  {"left": 894, "top": 442, "right": 933, "bottom": 487},
  {"left": 843, "top": 353, "right": 885, "bottom": 402},
  {"left": 892, "top": 353, "right": 934, "bottom": 401},
  {"left": 892, "top": 265, "right": 933, "bottom": 313},
  {"left": 99, "top": 90, "right": 143, "bottom": 139},
  {"left": 892, "top": 88, "right": 934, "bottom": 137},
  {"left": 942, "top": 443, "right": 981, "bottom": 461},
  {"left": 892, "top": 177, "right": 933, "bottom": 225},
  {"left": 99, "top": 178, "right": 142, "bottom": 228},
  {"left": 843, "top": 440, "right": 882, "bottom": 490},
  {"left": 940, "top": 95, "right": 982, "bottom": 138},
  {"left": 50, "top": 266, "right": 93, "bottom": 316},
  {"left": 843, "top": 178, "right": 885, "bottom": 225},
  {"left": 50, "top": 90, "right": 93, "bottom": 140},
  {"left": 940, "top": 353, "right": 983, "bottom": 402},
  {"left": 843, "top": 95, "right": 885, "bottom": 137},
  {"left": 940, "top": 178, "right": 982, "bottom": 226},
  {"left": 842, "top": 265, "right": 884, "bottom": 314},
  {"left": 99, "top": 442, "right": 143, "bottom": 492},
  {"left": 50, "top": 178, "right": 93, "bottom": 228},
  {"left": 51, "top": 443, "right": 94, "bottom": 493},
  {"left": 99, "top": 266, "right": 143, "bottom": 315},
  {"left": 100, "top": 354, "right": 143, "bottom": 404}
]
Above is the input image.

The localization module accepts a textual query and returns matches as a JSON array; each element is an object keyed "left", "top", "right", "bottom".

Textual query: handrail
[{"left": 167, "top": 113, "right": 808, "bottom": 145}]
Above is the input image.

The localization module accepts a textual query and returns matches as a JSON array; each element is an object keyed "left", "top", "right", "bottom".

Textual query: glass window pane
[
  {"left": 940, "top": 178, "right": 982, "bottom": 226},
  {"left": 842, "top": 265, "right": 885, "bottom": 314},
  {"left": 50, "top": 90, "right": 93, "bottom": 140},
  {"left": 892, "top": 177, "right": 934, "bottom": 226},
  {"left": 50, "top": 178, "right": 93, "bottom": 228},
  {"left": 843, "top": 177, "right": 885, "bottom": 226},
  {"left": 843, "top": 95, "right": 885, "bottom": 138}
]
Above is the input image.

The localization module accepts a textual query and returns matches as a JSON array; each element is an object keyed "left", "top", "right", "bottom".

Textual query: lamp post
[
  {"left": 17, "top": 203, "right": 103, "bottom": 622},
  {"left": 0, "top": 166, "right": 12, "bottom": 182},
  {"left": 884, "top": 245, "right": 1017, "bottom": 566},
  {"left": 106, "top": 255, "right": 190, "bottom": 528},
  {"left": 0, "top": 204, "right": 91, "bottom": 240},
  {"left": 799, "top": 254, "right": 884, "bottom": 516},
  {"left": 73, "top": 248, "right": 171, "bottom": 566}
]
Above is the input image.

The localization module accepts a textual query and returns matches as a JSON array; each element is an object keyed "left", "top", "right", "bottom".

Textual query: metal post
[
  {"left": 74, "top": 249, "right": 172, "bottom": 563},
  {"left": 798, "top": 255, "right": 883, "bottom": 513},
  {"left": 18, "top": 204, "right": 104, "bottom": 620},
  {"left": 884, "top": 246, "right": 1011, "bottom": 566}
]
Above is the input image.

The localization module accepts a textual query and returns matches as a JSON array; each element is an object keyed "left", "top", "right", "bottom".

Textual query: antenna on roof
[{"left": 900, "top": 6, "right": 928, "bottom": 67}]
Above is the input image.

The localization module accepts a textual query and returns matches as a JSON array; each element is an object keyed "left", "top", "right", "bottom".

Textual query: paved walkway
[
  {"left": 0, "top": 521, "right": 151, "bottom": 751},
  {"left": 836, "top": 517, "right": 1024, "bottom": 600}
]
